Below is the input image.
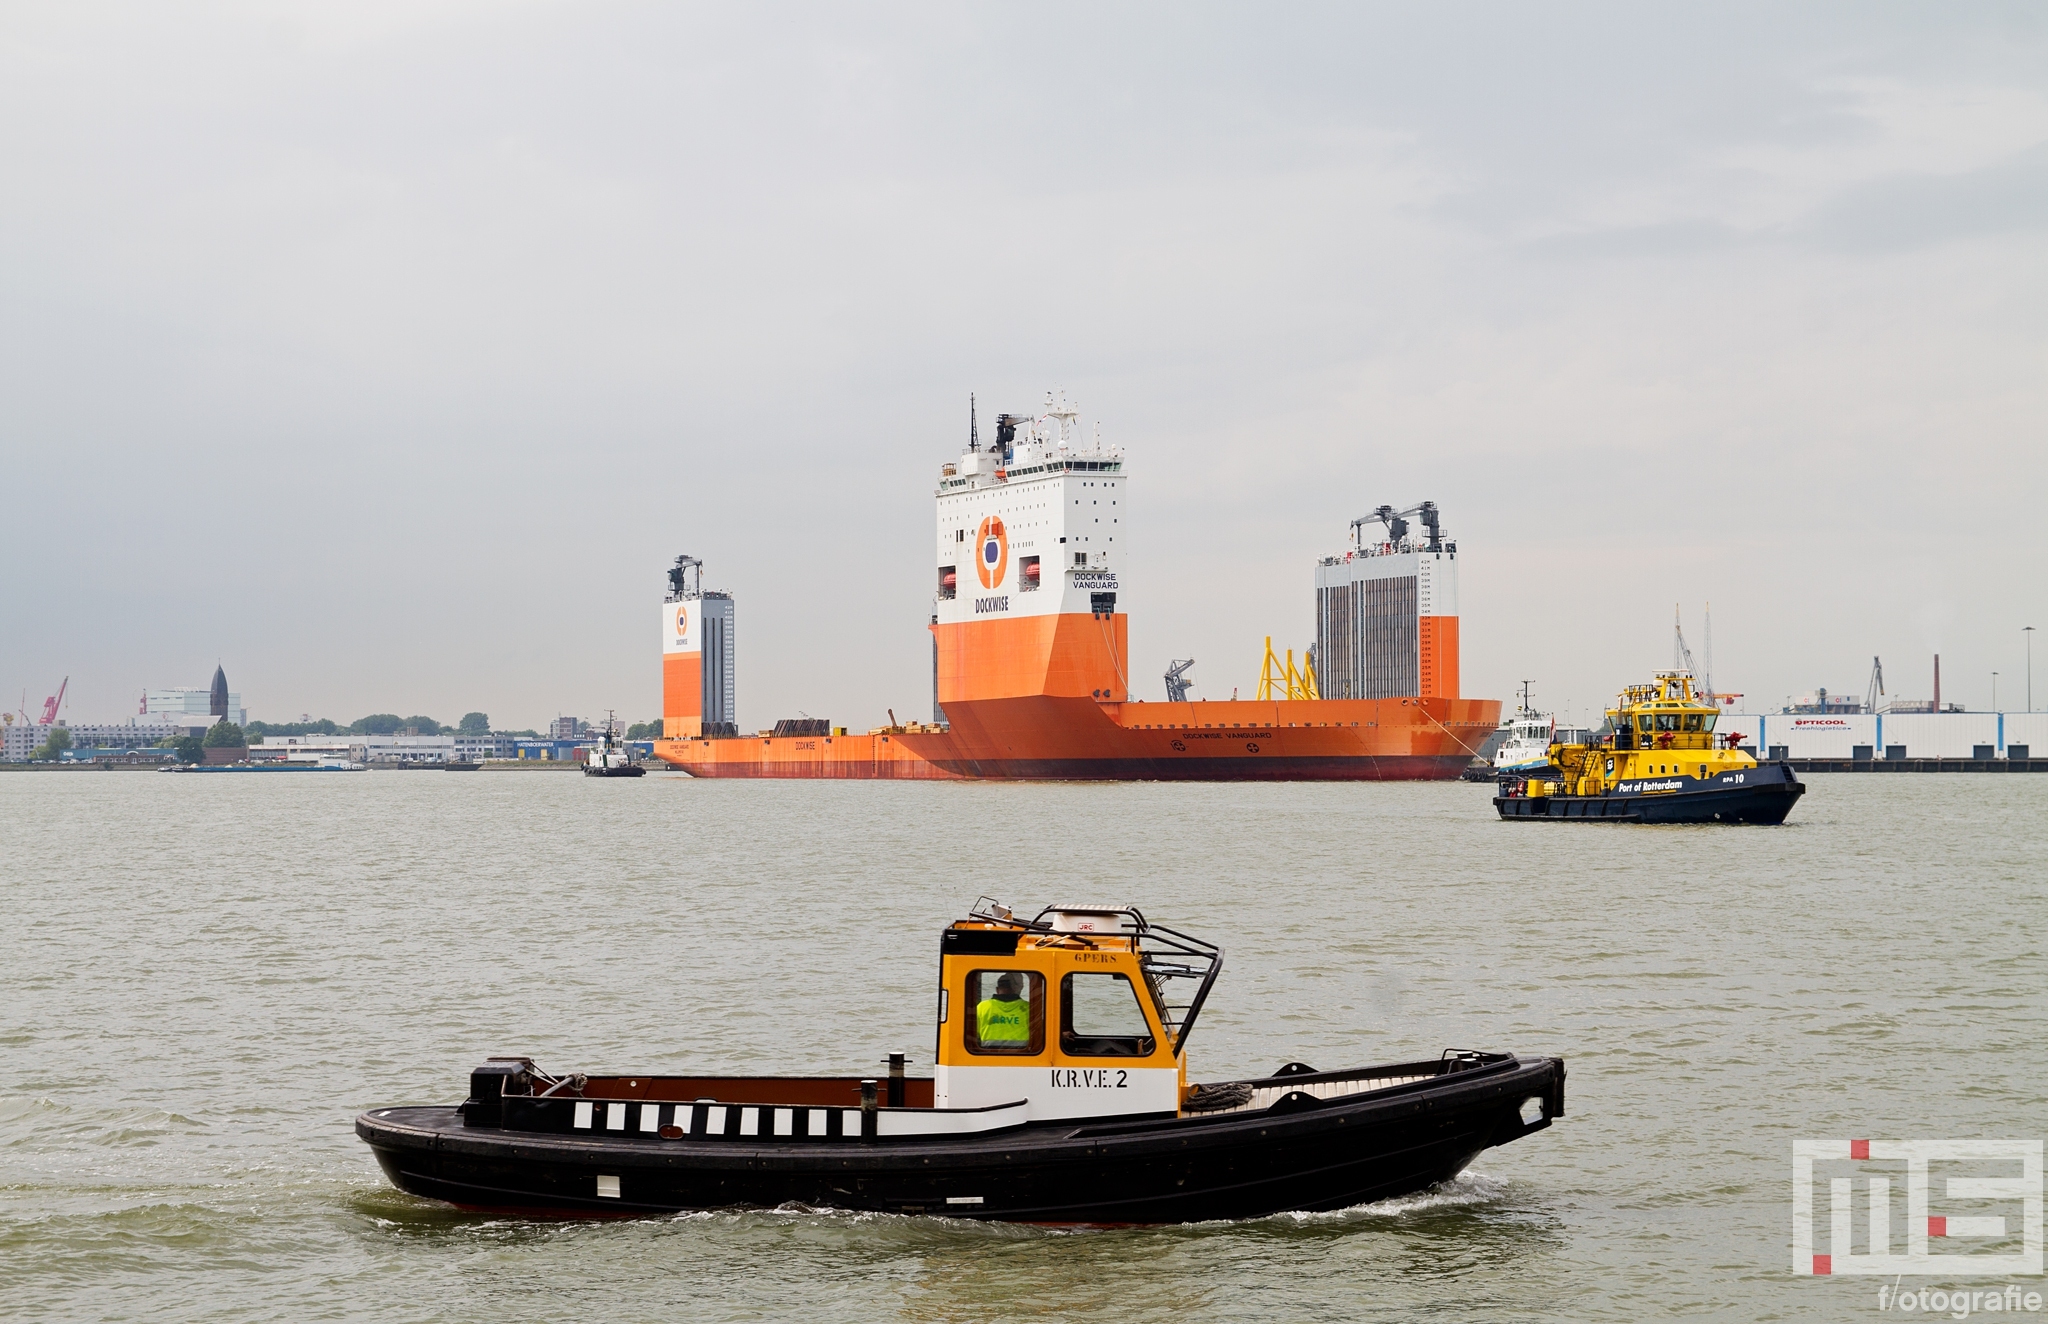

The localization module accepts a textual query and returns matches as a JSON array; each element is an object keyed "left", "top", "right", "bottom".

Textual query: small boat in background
[
  {"left": 583, "top": 714, "right": 646, "bottom": 778},
  {"left": 1490, "top": 686, "right": 1591, "bottom": 780}
]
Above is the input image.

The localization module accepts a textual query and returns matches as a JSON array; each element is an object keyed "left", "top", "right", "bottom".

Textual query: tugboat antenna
[{"left": 969, "top": 393, "right": 978, "bottom": 452}]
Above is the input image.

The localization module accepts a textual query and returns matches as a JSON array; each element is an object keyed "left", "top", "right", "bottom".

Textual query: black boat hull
[
  {"left": 1494, "top": 761, "right": 1804, "bottom": 824},
  {"left": 356, "top": 1055, "right": 1563, "bottom": 1223},
  {"left": 583, "top": 765, "right": 647, "bottom": 777}
]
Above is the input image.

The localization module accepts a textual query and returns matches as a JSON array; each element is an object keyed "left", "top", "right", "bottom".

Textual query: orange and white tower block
[{"left": 662, "top": 554, "right": 737, "bottom": 739}]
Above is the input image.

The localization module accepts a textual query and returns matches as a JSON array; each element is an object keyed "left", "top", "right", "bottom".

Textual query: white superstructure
[
  {"left": 933, "top": 392, "right": 1126, "bottom": 630},
  {"left": 1492, "top": 711, "right": 1556, "bottom": 774}
]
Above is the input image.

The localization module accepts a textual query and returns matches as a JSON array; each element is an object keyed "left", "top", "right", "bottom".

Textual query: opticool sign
[{"left": 1793, "top": 719, "right": 1852, "bottom": 729}]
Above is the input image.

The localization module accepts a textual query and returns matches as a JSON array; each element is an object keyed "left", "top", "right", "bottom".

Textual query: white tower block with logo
[{"left": 663, "top": 589, "right": 736, "bottom": 738}]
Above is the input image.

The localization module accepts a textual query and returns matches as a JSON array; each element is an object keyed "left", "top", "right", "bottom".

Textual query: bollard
[
  {"left": 860, "top": 1079, "right": 878, "bottom": 1139},
  {"left": 887, "top": 1051, "right": 906, "bottom": 1108}
]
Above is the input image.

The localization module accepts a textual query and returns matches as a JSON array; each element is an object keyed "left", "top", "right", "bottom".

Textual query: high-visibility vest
[{"left": 977, "top": 995, "right": 1030, "bottom": 1044}]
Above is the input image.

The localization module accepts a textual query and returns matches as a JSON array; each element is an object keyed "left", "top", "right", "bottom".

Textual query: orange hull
[{"left": 654, "top": 695, "right": 1498, "bottom": 780}]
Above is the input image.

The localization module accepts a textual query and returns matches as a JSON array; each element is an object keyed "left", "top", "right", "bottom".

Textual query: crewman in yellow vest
[{"left": 977, "top": 974, "right": 1031, "bottom": 1045}]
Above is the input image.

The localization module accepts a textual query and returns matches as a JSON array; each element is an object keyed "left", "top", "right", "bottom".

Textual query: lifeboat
[
  {"left": 356, "top": 900, "right": 1565, "bottom": 1222},
  {"left": 1494, "top": 670, "right": 1804, "bottom": 823}
]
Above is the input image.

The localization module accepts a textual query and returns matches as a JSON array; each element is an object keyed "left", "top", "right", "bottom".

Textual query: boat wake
[{"left": 1257, "top": 1170, "right": 1513, "bottom": 1226}]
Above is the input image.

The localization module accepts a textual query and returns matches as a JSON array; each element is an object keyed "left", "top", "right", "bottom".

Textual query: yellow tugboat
[{"left": 1494, "top": 670, "right": 1804, "bottom": 823}]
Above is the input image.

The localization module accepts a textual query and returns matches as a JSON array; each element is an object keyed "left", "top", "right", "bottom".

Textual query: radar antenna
[{"left": 1673, "top": 603, "right": 1699, "bottom": 676}]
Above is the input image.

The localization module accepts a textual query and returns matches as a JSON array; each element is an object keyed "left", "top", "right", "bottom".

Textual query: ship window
[
  {"left": 1059, "top": 973, "right": 1155, "bottom": 1057},
  {"left": 1681, "top": 714, "right": 1703, "bottom": 732},
  {"left": 1701, "top": 713, "right": 1717, "bottom": 732},
  {"left": 1655, "top": 715, "right": 1680, "bottom": 732},
  {"left": 963, "top": 970, "right": 1044, "bottom": 1055},
  {"left": 1636, "top": 716, "right": 1653, "bottom": 732}
]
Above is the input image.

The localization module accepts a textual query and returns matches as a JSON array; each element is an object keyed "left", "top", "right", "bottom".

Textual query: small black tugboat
[
  {"left": 356, "top": 900, "right": 1565, "bottom": 1223},
  {"left": 582, "top": 714, "right": 646, "bottom": 778},
  {"left": 1495, "top": 670, "right": 1804, "bottom": 824}
]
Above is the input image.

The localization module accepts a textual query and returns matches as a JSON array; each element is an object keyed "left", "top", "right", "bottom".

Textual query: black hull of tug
[
  {"left": 1494, "top": 762, "right": 1804, "bottom": 824},
  {"left": 356, "top": 1055, "right": 1562, "bottom": 1224}
]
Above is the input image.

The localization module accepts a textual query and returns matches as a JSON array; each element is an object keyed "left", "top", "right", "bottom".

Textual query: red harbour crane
[{"left": 38, "top": 677, "right": 68, "bottom": 725}]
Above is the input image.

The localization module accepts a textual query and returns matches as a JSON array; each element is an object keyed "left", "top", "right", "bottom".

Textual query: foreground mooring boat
[
  {"left": 1494, "top": 670, "right": 1804, "bottom": 824},
  {"left": 357, "top": 900, "right": 1565, "bottom": 1223}
]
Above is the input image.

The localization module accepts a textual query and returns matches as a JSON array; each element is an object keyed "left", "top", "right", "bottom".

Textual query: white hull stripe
[{"left": 558, "top": 1098, "right": 1030, "bottom": 1140}]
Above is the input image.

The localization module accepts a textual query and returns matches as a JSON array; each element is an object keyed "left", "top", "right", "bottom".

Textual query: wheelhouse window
[
  {"left": 1059, "top": 973, "right": 1156, "bottom": 1057},
  {"left": 964, "top": 969, "right": 1044, "bottom": 1055}
]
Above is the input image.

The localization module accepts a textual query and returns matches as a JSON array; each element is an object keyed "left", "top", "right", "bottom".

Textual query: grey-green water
[{"left": 2, "top": 773, "right": 2041, "bottom": 1321}]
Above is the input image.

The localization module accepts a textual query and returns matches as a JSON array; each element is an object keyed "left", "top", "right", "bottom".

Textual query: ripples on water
[{"left": 1, "top": 772, "right": 2042, "bottom": 1321}]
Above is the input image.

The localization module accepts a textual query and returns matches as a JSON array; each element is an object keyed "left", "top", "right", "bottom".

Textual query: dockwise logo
[
  {"left": 1793, "top": 1140, "right": 2043, "bottom": 1277},
  {"left": 976, "top": 516, "right": 1008, "bottom": 589}
]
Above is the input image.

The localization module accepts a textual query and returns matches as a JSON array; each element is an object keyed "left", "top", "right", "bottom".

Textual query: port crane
[
  {"left": 1163, "top": 659, "right": 1196, "bottom": 703},
  {"left": 37, "top": 677, "right": 67, "bottom": 726},
  {"left": 1351, "top": 501, "right": 1441, "bottom": 551},
  {"left": 1866, "top": 656, "right": 1885, "bottom": 715}
]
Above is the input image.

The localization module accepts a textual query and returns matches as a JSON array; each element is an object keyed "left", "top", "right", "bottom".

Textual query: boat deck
[{"left": 1197, "top": 1068, "right": 1441, "bottom": 1117}]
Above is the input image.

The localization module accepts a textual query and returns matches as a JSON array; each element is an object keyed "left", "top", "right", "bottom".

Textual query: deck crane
[
  {"left": 1163, "top": 658, "right": 1196, "bottom": 703},
  {"left": 1350, "top": 501, "right": 1441, "bottom": 551},
  {"left": 1866, "top": 656, "right": 1885, "bottom": 715}
]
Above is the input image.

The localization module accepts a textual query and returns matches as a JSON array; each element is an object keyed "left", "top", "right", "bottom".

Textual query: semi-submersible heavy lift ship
[{"left": 652, "top": 396, "right": 1500, "bottom": 779}]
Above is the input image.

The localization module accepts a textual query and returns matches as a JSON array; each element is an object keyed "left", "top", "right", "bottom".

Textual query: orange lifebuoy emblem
[{"left": 975, "top": 516, "right": 1008, "bottom": 589}]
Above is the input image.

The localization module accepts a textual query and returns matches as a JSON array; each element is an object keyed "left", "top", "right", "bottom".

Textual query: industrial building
[
  {"left": 250, "top": 734, "right": 456, "bottom": 764},
  {"left": 1717, "top": 710, "right": 2044, "bottom": 762},
  {"left": 146, "top": 665, "right": 246, "bottom": 727}
]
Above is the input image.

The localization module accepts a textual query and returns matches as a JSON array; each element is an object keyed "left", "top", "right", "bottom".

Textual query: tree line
[{"left": 243, "top": 713, "right": 544, "bottom": 739}]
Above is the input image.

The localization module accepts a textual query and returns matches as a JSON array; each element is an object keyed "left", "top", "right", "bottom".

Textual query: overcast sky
[{"left": 4, "top": 3, "right": 2045, "bottom": 731}]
